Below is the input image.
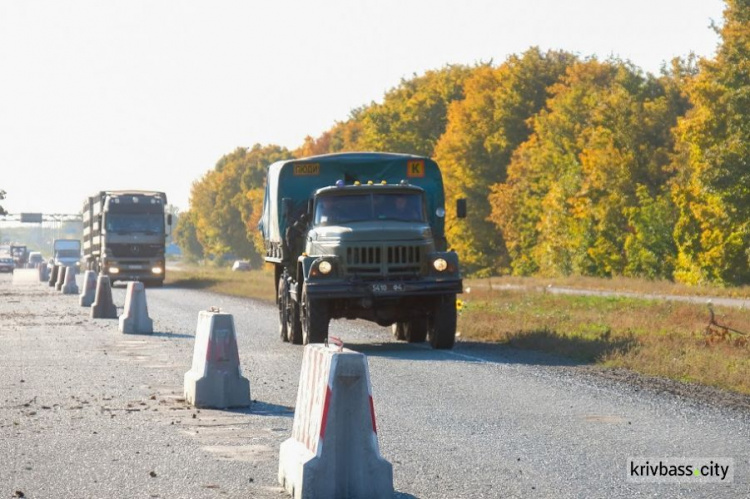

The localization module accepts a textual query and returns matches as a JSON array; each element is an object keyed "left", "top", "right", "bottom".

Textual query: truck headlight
[
  {"left": 110, "top": 267, "right": 120, "bottom": 274},
  {"left": 433, "top": 258, "right": 448, "bottom": 272},
  {"left": 152, "top": 267, "right": 163, "bottom": 274},
  {"left": 318, "top": 261, "right": 332, "bottom": 275}
]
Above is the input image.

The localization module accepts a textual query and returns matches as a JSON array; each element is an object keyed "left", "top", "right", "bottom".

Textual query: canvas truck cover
[{"left": 259, "top": 152, "right": 446, "bottom": 246}]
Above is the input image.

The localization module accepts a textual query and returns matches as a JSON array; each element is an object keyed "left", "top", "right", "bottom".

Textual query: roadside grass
[
  {"left": 166, "top": 264, "right": 750, "bottom": 394},
  {"left": 165, "top": 264, "right": 276, "bottom": 302},
  {"left": 466, "top": 274, "right": 750, "bottom": 299},
  {"left": 458, "top": 287, "right": 750, "bottom": 394}
]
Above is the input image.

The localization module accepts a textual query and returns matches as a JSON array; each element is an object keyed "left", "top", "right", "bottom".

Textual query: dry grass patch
[{"left": 458, "top": 288, "right": 750, "bottom": 394}]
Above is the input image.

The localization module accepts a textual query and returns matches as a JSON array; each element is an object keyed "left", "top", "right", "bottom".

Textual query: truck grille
[
  {"left": 108, "top": 243, "right": 161, "bottom": 258},
  {"left": 345, "top": 245, "right": 423, "bottom": 277}
]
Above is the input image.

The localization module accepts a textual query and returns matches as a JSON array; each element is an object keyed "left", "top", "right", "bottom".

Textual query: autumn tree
[
  {"left": 490, "top": 59, "right": 688, "bottom": 278},
  {"left": 435, "top": 48, "right": 576, "bottom": 275},
  {"left": 357, "top": 65, "right": 472, "bottom": 157},
  {"left": 671, "top": 0, "right": 750, "bottom": 285},
  {"left": 187, "top": 145, "right": 293, "bottom": 265},
  {"left": 295, "top": 111, "right": 365, "bottom": 157},
  {"left": 173, "top": 209, "right": 203, "bottom": 262}
]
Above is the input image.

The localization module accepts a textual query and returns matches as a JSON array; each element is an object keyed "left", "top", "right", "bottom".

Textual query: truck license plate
[
  {"left": 129, "top": 265, "right": 144, "bottom": 270},
  {"left": 371, "top": 283, "right": 405, "bottom": 293}
]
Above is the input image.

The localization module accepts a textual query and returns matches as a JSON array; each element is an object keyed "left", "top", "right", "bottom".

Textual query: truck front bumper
[
  {"left": 104, "top": 260, "right": 165, "bottom": 282},
  {"left": 303, "top": 277, "right": 463, "bottom": 299}
]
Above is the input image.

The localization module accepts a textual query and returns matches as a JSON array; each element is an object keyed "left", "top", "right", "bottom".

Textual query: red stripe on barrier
[
  {"left": 319, "top": 386, "right": 332, "bottom": 440},
  {"left": 369, "top": 395, "right": 377, "bottom": 434}
]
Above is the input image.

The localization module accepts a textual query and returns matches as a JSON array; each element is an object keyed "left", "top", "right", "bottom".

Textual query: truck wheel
[
  {"left": 301, "top": 285, "right": 329, "bottom": 344},
  {"left": 391, "top": 322, "right": 406, "bottom": 340},
  {"left": 288, "top": 301, "right": 303, "bottom": 344},
  {"left": 429, "top": 294, "right": 457, "bottom": 349},
  {"left": 404, "top": 318, "right": 428, "bottom": 343},
  {"left": 278, "top": 276, "right": 289, "bottom": 342}
]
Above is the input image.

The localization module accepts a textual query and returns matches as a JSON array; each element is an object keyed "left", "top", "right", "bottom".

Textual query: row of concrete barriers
[
  {"left": 41, "top": 264, "right": 153, "bottom": 334},
  {"left": 31, "top": 266, "right": 394, "bottom": 498}
]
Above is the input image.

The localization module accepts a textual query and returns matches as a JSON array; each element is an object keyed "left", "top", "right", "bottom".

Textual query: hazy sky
[{"left": 0, "top": 0, "right": 725, "bottom": 215}]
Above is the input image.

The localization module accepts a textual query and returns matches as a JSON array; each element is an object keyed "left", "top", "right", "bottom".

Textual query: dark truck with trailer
[
  {"left": 82, "top": 190, "right": 171, "bottom": 286},
  {"left": 259, "top": 152, "right": 464, "bottom": 349}
]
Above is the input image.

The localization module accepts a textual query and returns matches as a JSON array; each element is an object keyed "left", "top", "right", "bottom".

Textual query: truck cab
[{"left": 52, "top": 239, "right": 81, "bottom": 269}]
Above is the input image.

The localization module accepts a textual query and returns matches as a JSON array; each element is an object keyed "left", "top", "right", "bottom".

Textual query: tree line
[{"left": 176, "top": 0, "right": 750, "bottom": 286}]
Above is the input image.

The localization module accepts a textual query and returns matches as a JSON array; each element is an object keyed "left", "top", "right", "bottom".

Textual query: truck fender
[
  {"left": 430, "top": 250, "right": 460, "bottom": 272},
  {"left": 298, "top": 255, "right": 319, "bottom": 281}
]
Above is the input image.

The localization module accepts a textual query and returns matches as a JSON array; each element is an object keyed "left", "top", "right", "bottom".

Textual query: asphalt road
[{"left": 1, "top": 270, "right": 749, "bottom": 498}]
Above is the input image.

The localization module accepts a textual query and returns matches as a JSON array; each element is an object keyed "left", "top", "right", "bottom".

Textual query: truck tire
[
  {"left": 429, "top": 294, "right": 457, "bottom": 349},
  {"left": 278, "top": 276, "right": 289, "bottom": 342},
  {"left": 288, "top": 301, "right": 303, "bottom": 345},
  {"left": 301, "top": 285, "right": 329, "bottom": 344},
  {"left": 280, "top": 274, "right": 302, "bottom": 344},
  {"left": 391, "top": 322, "right": 406, "bottom": 340},
  {"left": 404, "top": 318, "right": 428, "bottom": 343}
]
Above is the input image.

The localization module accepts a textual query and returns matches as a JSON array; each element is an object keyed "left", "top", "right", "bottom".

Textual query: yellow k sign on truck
[{"left": 259, "top": 152, "right": 465, "bottom": 349}]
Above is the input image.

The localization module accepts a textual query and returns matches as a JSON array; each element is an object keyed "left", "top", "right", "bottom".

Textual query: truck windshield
[
  {"left": 105, "top": 213, "right": 164, "bottom": 233},
  {"left": 314, "top": 192, "right": 424, "bottom": 226},
  {"left": 57, "top": 250, "right": 79, "bottom": 258}
]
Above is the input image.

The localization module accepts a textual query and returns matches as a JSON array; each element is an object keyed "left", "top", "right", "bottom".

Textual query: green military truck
[{"left": 259, "top": 152, "right": 464, "bottom": 349}]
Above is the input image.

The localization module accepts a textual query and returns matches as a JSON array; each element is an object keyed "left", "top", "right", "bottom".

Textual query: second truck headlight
[{"left": 433, "top": 258, "right": 448, "bottom": 272}]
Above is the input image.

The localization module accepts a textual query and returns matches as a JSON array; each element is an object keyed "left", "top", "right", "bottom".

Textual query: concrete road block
[
  {"left": 62, "top": 266, "right": 79, "bottom": 295},
  {"left": 279, "top": 344, "right": 393, "bottom": 499},
  {"left": 119, "top": 282, "right": 153, "bottom": 334},
  {"left": 38, "top": 264, "right": 49, "bottom": 282},
  {"left": 184, "top": 311, "right": 250, "bottom": 409},
  {"left": 79, "top": 271, "right": 97, "bottom": 306},
  {"left": 90, "top": 275, "right": 118, "bottom": 319},
  {"left": 47, "top": 264, "right": 58, "bottom": 287},
  {"left": 48, "top": 264, "right": 59, "bottom": 288},
  {"left": 55, "top": 265, "right": 67, "bottom": 291}
]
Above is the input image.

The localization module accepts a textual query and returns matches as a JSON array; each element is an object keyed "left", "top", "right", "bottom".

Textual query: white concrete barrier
[
  {"left": 37, "top": 264, "right": 49, "bottom": 282},
  {"left": 90, "top": 275, "right": 118, "bottom": 319},
  {"left": 62, "top": 266, "right": 79, "bottom": 295},
  {"left": 279, "top": 344, "right": 393, "bottom": 499},
  {"left": 47, "top": 264, "right": 59, "bottom": 287},
  {"left": 79, "top": 270, "right": 97, "bottom": 306},
  {"left": 119, "top": 281, "right": 153, "bottom": 334},
  {"left": 184, "top": 310, "right": 251, "bottom": 409},
  {"left": 55, "top": 265, "right": 67, "bottom": 291}
]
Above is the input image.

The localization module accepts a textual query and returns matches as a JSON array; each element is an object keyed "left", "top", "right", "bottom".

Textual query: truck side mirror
[
  {"left": 456, "top": 198, "right": 467, "bottom": 219},
  {"left": 307, "top": 198, "right": 314, "bottom": 218},
  {"left": 282, "top": 198, "right": 293, "bottom": 223},
  {"left": 167, "top": 214, "right": 173, "bottom": 226}
]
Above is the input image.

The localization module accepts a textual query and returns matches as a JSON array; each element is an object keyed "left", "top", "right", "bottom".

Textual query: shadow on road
[
  {"left": 346, "top": 330, "right": 638, "bottom": 368},
  {"left": 151, "top": 331, "right": 194, "bottom": 339},
  {"left": 225, "top": 400, "right": 294, "bottom": 418},
  {"left": 164, "top": 278, "right": 219, "bottom": 290}
]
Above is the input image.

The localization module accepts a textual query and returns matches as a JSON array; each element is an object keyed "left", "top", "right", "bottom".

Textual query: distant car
[
  {"left": 27, "top": 252, "right": 44, "bottom": 267},
  {"left": 0, "top": 257, "right": 14, "bottom": 273},
  {"left": 231, "top": 260, "right": 251, "bottom": 272}
]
